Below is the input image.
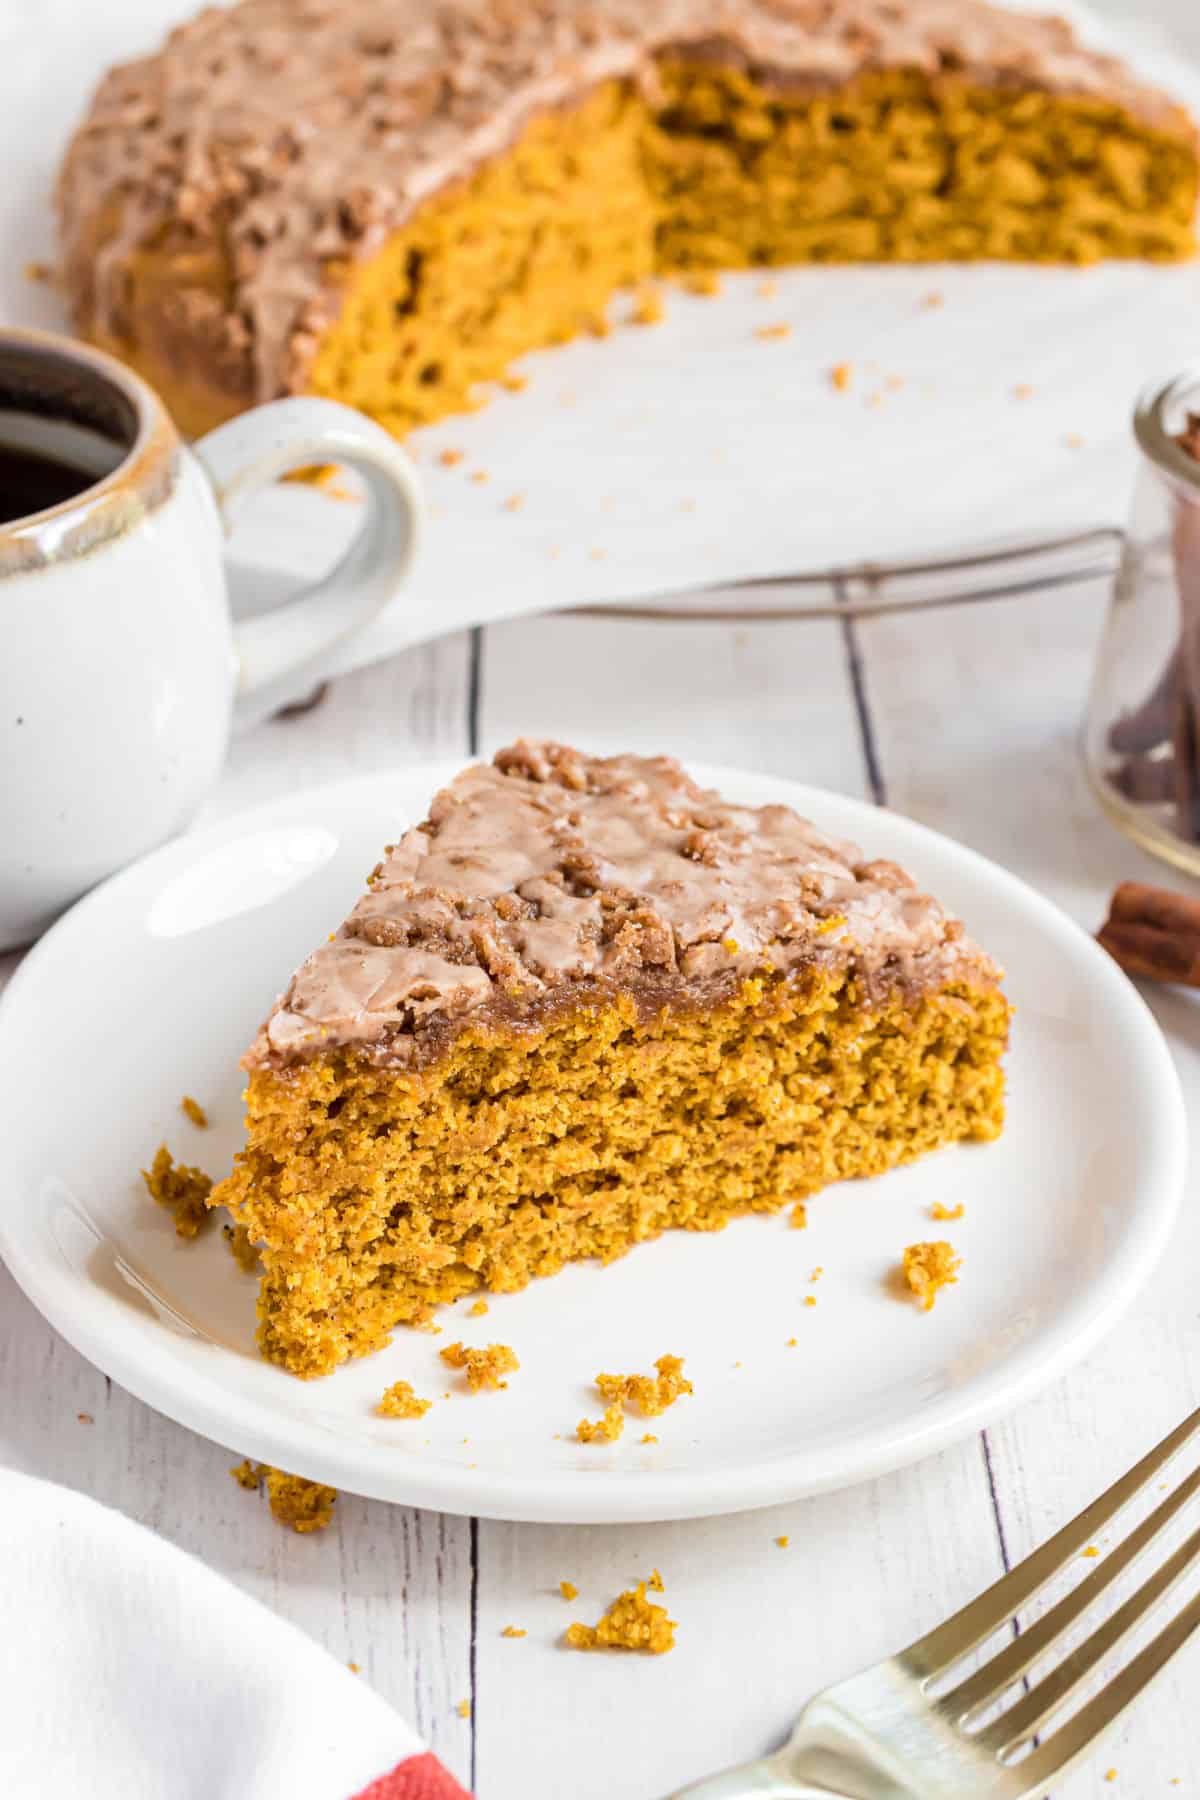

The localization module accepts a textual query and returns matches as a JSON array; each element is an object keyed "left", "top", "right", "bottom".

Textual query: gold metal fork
[{"left": 670, "top": 1407, "right": 1200, "bottom": 1798}]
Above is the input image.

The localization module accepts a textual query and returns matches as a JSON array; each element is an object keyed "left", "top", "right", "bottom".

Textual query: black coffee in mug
[
  {"left": 0, "top": 444, "right": 103, "bottom": 523},
  {"left": 0, "top": 339, "right": 130, "bottom": 526}
]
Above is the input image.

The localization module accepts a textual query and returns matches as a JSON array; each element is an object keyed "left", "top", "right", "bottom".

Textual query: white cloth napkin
[{"left": 0, "top": 1467, "right": 470, "bottom": 1800}]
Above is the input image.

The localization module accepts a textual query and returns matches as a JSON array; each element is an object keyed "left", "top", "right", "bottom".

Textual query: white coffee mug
[{"left": 0, "top": 328, "right": 422, "bottom": 950}]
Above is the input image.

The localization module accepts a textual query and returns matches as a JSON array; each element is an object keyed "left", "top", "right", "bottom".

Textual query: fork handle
[{"left": 665, "top": 1757, "right": 848, "bottom": 1799}]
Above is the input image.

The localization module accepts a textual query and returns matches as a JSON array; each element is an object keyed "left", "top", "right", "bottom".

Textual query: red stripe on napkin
[{"left": 350, "top": 1750, "right": 473, "bottom": 1800}]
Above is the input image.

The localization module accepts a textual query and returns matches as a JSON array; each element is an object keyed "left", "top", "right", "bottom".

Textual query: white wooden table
[{"left": 7, "top": 3, "right": 1200, "bottom": 1792}]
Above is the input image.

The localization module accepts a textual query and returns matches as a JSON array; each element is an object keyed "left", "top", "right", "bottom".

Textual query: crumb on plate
[
  {"left": 790, "top": 1203, "right": 808, "bottom": 1230},
  {"left": 468, "top": 1300, "right": 489, "bottom": 1316},
  {"left": 141, "top": 1145, "right": 212, "bottom": 1238},
  {"left": 501, "top": 1625, "right": 527, "bottom": 1638},
  {"left": 902, "top": 1240, "right": 962, "bottom": 1311},
  {"left": 595, "top": 1354, "right": 692, "bottom": 1418},
  {"left": 577, "top": 1401, "right": 625, "bottom": 1444},
  {"left": 755, "top": 322, "right": 791, "bottom": 342},
  {"left": 378, "top": 1379, "right": 433, "bottom": 1420},
  {"left": 830, "top": 361, "right": 853, "bottom": 391},
  {"left": 180, "top": 1095, "right": 208, "bottom": 1128},
  {"left": 560, "top": 1580, "right": 578, "bottom": 1601},
  {"left": 440, "top": 1341, "right": 519, "bottom": 1391}
]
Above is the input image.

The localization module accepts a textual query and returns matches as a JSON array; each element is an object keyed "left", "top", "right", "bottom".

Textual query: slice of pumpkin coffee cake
[{"left": 213, "top": 742, "right": 1009, "bottom": 1376}]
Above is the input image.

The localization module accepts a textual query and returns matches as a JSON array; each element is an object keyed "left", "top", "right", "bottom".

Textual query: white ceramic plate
[{"left": 0, "top": 762, "right": 1186, "bottom": 1522}]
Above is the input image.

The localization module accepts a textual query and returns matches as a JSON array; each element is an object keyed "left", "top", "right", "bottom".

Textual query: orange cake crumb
[
  {"left": 141, "top": 1145, "right": 212, "bottom": 1239},
  {"left": 755, "top": 322, "right": 791, "bottom": 342},
  {"left": 803, "top": 1295, "right": 817, "bottom": 1307},
  {"left": 923, "top": 290, "right": 945, "bottom": 308},
  {"left": 437, "top": 448, "right": 464, "bottom": 467},
  {"left": 565, "top": 1581, "right": 676, "bottom": 1655},
  {"left": 504, "top": 493, "right": 525, "bottom": 512},
  {"left": 595, "top": 1353, "right": 692, "bottom": 1418},
  {"left": 440, "top": 1341, "right": 519, "bottom": 1391},
  {"left": 902, "top": 1240, "right": 962, "bottom": 1310},
  {"left": 230, "top": 1459, "right": 337, "bottom": 1532},
  {"left": 559, "top": 1580, "right": 578, "bottom": 1601},
  {"left": 348, "top": 1660, "right": 360, "bottom": 1673},
  {"left": 776, "top": 1535, "right": 789, "bottom": 1548},
  {"left": 501, "top": 1625, "right": 527, "bottom": 1638},
  {"left": 1083, "top": 1545, "right": 1100, "bottom": 1558},
  {"left": 930, "top": 1201, "right": 965, "bottom": 1221},
  {"left": 648, "top": 1568, "right": 664, "bottom": 1592},
  {"left": 378, "top": 1379, "right": 432, "bottom": 1419},
  {"left": 681, "top": 269, "right": 722, "bottom": 295},
  {"left": 77, "top": 1412, "right": 94, "bottom": 1425},
  {"left": 640, "top": 1433, "right": 658, "bottom": 1444},
  {"left": 809, "top": 1266, "right": 823, "bottom": 1282},
  {"left": 830, "top": 361, "right": 853, "bottom": 391},
  {"left": 456, "top": 1700, "right": 471, "bottom": 1720},
  {"left": 790, "top": 1203, "right": 808, "bottom": 1229},
  {"left": 631, "top": 286, "right": 664, "bottom": 325},
  {"left": 180, "top": 1094, "right": 208, "bottom": 1128},
  {"left": 577, "top": 1401, "right": 625, "bottom": 1444},
  {"left": 223, "top": 1222, "right": 259, "bottom": 1271},
  {"left": 468, "top": 1300, "right": 489, "bottom": 1316},
  {"left": 785, "top": 1337, "right": 797, "bottom": 1347},
  {"left": 1013, "top": 383, "right": 1036, "bottom": 399}
]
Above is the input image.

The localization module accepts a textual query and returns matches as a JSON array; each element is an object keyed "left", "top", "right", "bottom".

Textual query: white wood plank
[
  {"left": 0, "top": 643, "right": 478, "bottom": 1784},
  {"left": 856, "top": 580, "right": 1200, "bottom": 1797}
]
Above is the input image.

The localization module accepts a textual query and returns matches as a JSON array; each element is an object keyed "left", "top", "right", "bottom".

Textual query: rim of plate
[{"left": 0, "top": 760, "right": 1187, "bottom": 1522}]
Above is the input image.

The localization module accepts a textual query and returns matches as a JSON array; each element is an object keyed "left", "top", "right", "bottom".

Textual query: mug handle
[{"left": 192, "top": 397, "right": 422, "bottom": 718}]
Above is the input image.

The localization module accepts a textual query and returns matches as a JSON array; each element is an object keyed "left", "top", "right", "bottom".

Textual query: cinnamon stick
[{"left": 1097, "top": 879, "right": 1200, "bottom": 986}]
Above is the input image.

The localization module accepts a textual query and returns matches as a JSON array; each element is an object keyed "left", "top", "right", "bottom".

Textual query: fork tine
[
  {"left": 1015, "top": 1583, "right": 1200, "bottom": 1794},
  {"left": 942, "top": 1461, "right": 1200, "bottom": 1718},
  {"left": 978, "top": 1518, "right": 1200, "bottom": 1756},
  {"left": 905, "top": 1406, "right": 1200, "bottom": 1680}
]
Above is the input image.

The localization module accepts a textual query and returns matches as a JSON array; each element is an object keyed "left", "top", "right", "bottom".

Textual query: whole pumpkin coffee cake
[
  {"left": 212, "top": 743, "right": 1010, "bottom": 1377},
  {"left": 57, "top": 0, "right": 1198, "bottom": 438}
]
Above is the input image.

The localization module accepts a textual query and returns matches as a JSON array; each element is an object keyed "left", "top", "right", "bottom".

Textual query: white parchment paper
[{"left": 2, "top": 0, "right": 1199, "bottom": 678}]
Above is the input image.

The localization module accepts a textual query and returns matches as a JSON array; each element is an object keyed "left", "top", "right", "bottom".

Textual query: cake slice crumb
[
  {"left": 565, "top": 1581, "right": 675, "bottom": 1655},
  {"left": 830, "top": 361, "right": 853, "bottom": 391},
  {"left": 501, "top": 1625, "right": 527, "bottom": 1638},
  {"left": 775, "top": 1535, "right": 790, "bottom": 1548},
  {"left": 468, "top": 1299, "right": 489, "bottom": 1316},
  {"left": 142, "top": 1145, "right": 212, "bottom": 1238},
  {"left": 902, "top": 1240, "right": 962, "bottom": 1311},
  {"left": 456, "top": 1699, "right": 471, "bottom": 1720},
  {"left": 440, "top": 1341, "right": 519, "bottom": 1391},
  {"left": 790, "top": 1203, "right": 808, "bottom": 1230},
  {"left": 640, "top": 1432, "right": 658, "bottom": 1444},
  {"left": 559, "top": 1580, "right": 578, "bottom": 1601},
  {"left": 755, "top": 322, "right": 792, "bottom": 342},
  {"left": 930, "top": 1201, "right": 964, "bottom": 1222},
  {"left": 180, "top": 1095, "right": 208, "bottom": 1128},
  {"left": 378, "top": 1379, "right": 432, "bottom": 1420},
  {"left": 647, "top": 1568, "right": 665, "bottom": 1593},
  {"left": 77, "top": 1412, "right": 94, "bottom": 1425}
]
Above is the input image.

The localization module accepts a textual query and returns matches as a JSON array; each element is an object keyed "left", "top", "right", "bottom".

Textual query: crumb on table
[
  {"left": 141, "top": 1145, "right": 212, "bottom": 1238},
  {"left": 378, "top": 1379, "right": 432, "bottom": 1420},
  {"left": 222, "top": 1221, "right": 260, "bottom": 1272},
  {"left": 559, "top": 1580, "right": 578, "bottom": 1601},
  {"left": 902, "top": 1240, "right": 962, "bottom": 1311},
  {"left": 501, "top": 1625, "right": 527, "bottom": 1638},
  {"left": 648, "top": 1568, "right": 664, "bottom": 1593},
  {"left": 595, "top": 1353, "right": 692, "bottom": 1418},
  {"left": 930, "top": 1201, "right": 965, "bottom": 1222},
  {"left": 440, "top": 1341, "right": 519, "bottom": 1391},
  {"left": 456, "top": 1699, "right": 471, "bottom": 1720},
  {"left": 830, "top": 361, "right": 853, "bottom": 391},
  {"left": 776, "top": 1535, "right": 790, "bottom": 1548},
  {"left": 468, "top": 1299, "right": 489, "bottom": 1317},
  {"left": 180, "top": 1094, "right": 208, "bottom": 1129},
  {"left": 790, "top": 1203, "right": 808, "bottom": 1230},
  {"left": 77, "top": 1412, "right": 93, "bottom": 1425},
  {"left": 755, "top": 321, "right": 792, "bottom": 342},
  {"left": 640, "top": 1432, "right": 659, "bottom": 1443},
  {"left": 565, "top": 1581, "right": 676, "bottom": 1655},
  {"left": 437, "top": 448, "right": 464, "bottom": 467},
  {"left": 229, "top": 1460, "right": 337, "bottom": 1532}
]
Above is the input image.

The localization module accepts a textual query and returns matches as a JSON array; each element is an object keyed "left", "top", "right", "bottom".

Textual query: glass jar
[{"left": 1085, "top": 365, "right": 1200, "bottom": 878}]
